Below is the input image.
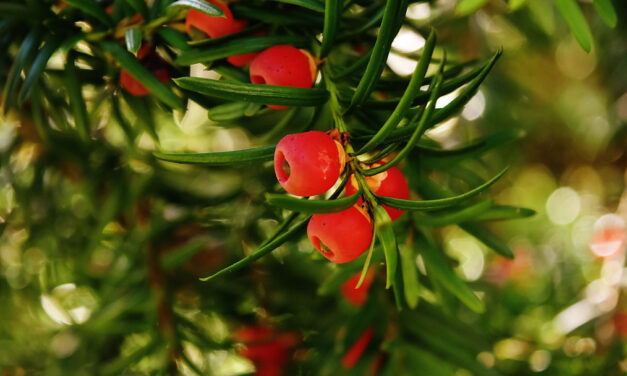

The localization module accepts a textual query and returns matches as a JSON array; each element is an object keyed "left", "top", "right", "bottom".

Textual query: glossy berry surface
[
  {"left": 307, "top": 205, "right": 373, "bottom": 264},
  {"left": 274, "top": 131, "right": 344, "bottom": 197},
  {"left": 342, "top": 327, "right": 374, "bottom": 369},
  {"left": 346, "top": 164, "right": 410, "bottom": 221},
  {"left": 185, "top": 0, "right": 247, "bottom": 39},
  {"left": 341, "top": 269, "right": 374, "bottom": 307},
  {"left": 250, "top": 45, "right": 316, "bottom": 110}
]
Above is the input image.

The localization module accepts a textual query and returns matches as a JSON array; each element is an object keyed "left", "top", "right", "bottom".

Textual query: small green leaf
[
  {"left": 413, "top": 200, "right": 494, "bottom": 227},
  {"left": 167, "top": 0, "right": 224, "bottom": 17},
  {"left": 593, "top": 0, "right": 617, "bottom": 28},
  {"left": 456, "top": 0, "right": 490, "bottom": 16},
  {"left": 176, "top": 35, "right": 308, "bottom": 65},
  {"left": 65, "top": 0, "right": 115, "bottom": 27},
  {"left": 555, "top": 0, "right": 593, "bottom": 52},
  {"left": 476, "top": 205, "right": 536, "bottom": 221},
  {"left": 100, "top": 41, "right": 183, "bottom": 109},
  {"left": 377, "top": 167, "right": 508, "bottom": 211},
  {"left": 350, "top": 0, "right": 407, "bottom": 107},
  {"left": 266, "top": 192, "right": 361, "bottom": 214},
  {"left": 19, "top": 36, "right": 64, "bottom": 105},
  {"left": 175, "top": 77, "right": 329, "bottom": 106},
  {"left": 320, "top": 0, "right": 342, "bottom": 57},
  {"left": 374, "top": 205, "right": 398, "bottom": 289},
  {"left": 509, "top": 0, "right": 527, "bottom": 11},
  {"left": 124, "top": 27, "right": 142, "bottom": 56},
  {"left": 208, "top": 102, "right": 250, "bottom": 122},
  {"left": 270, "top": 0, "right": 325, "bottom": 12},
  {"left": 160, "top": 238, "right": 208, "bottom": 269},
  {"left": 157, "top": 27, "right": 191, "bottom": 51},
  {"left": 399, "top": 244, "right": 420, "bottom": 309},
  {"left": 416, "top": 231, "right": 484, "bottom": 313},
  {"left": 2, "top": 29, "right": 40, "bottom": 114},
  {"left": 65, "top": 50, "right": 90, "bottom": 141},
  {"left": 154, "top": 145, "right": 276, "bottom": 166},
  {"left": 356, "top": 29, "right": 436, "bottom": 154},
  {"left": 201, "top": 217, "right": 309, "bottom": 281}
]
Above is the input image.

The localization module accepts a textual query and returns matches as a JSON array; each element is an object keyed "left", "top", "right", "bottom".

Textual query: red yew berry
[
  {"left": 307, "top": 205, "right": 373, "bottom": 264},
  {"left": 186, "top": 0, "right": 247, "bottom": 39},
  {"left": 186, "top": 0, "right": 261, "bottom": 66},
  {"left": 342, "top": 327, "right": 375, "bottom": 369},
  {"left": 274, "top": 131, "right": 345, "bottom": 197},
  {"left": 346, "top": 164, "right": 410, "bottom": 221},
  {"left": 233, "top": 326, "right": 299, "bottom": 376},
  {"left": 341, "top": 269, "right": 375, "bottom": 307},
  {"left": 249, "top": 45, "right": 317, "bottom": 110}
]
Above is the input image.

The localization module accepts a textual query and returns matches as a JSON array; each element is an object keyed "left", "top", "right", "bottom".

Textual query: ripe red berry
[
  {"left": 342, "top": 327, "right": 374, "bottom": 369},
  {"left": 346, "top": 164, "right": 410, "bottom": 221},
  {"left": 307, "top": 205, "right": 373, "bottom": 264},
  {"left": 249, "top": 45, "right": 317, "bottom": 110},
  {"left": 233, "top": 326, "right": 299, "bottom": 376},
  {"left": 186, "top": 0, "right": 247, "bottom": 39},
  {"left": 341, "top": 269, "right": 374, "bottom": 307},
  {"left": 274, "top": 131, "right": 345, "bottom": 197}
]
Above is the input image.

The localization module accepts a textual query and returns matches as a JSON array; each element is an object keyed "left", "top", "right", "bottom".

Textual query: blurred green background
[{"left": 1, "top": 0, "right": 627, "bottom": 375}]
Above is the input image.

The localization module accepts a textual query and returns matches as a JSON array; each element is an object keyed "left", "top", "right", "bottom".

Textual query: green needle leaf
[
  {"left": 201, "top": 218, "right": 309, "bottom": 281},
  {"left": 167, "top": 0, "right": 224, "bottom": 17},
  {"left": 374, "top": 205, "right": 398, "bottom": 289},
  {"left": 266, "top": 192, "right": 361, "bottom": 214},
  {"left": 416, "top": 231, "right": 484, "bottom": 313},
  {"left": 100, "top": 41, "right": 183, "bottom": 109},
  {"left": 356, "top": 30, "right": 436, "bottom": 154},
  {"left": 555, "top": 0, "right": 593, "bottom": 52},
  {"left": 475, "top": 206, "right": 536, "bottom": 221},
  {"left": 175, "top": 77, "right": 329, "bottom": 106},
  {"left": 124, "top": 27, "right": 142, "bottom": 56},
  {"left": 320, "top": 0, "right": 342, "bottom": 57},
  {"left": 65, "top": 50, "right": 90, "bottom": 141},
  {"left": 377, "top": 167, "right": 508, "bottom": 211},
  {"left": 413, "top": 200, "right": 494, "bottom": 227},
  {"left": 154, "top": 145, "right": 275, "bottom": 166},
  {"left": 350, "top": 0, "right": 407, "bottom": 107},
  {"left": 176, "top": 35, "right": 308, "bottom": 65},
  {"left": 19, "top": 36, "right": 64, "bottom": 105},
  {"left": 593, "top": 0, "right": 617, "bottom": 28},
  {"left": 399, "top": 244, "right": 420, "bottom": 309},
  {"left": 460, "top": 222, "right": 514, "bottom": 258},
  {"left": 2, "top": 29, "right": 40, "bottom": 114}
]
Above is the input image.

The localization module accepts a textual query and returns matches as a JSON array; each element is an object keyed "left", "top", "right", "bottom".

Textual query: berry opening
[
  {"left": 311, "top": 236, "right": 334, "bottom": 256},
  {"left": 250, "top": 75, "right": 266, "bottom": 85},
  {"left": 274, "top": 151, "right": 289, "bottom": 183}
]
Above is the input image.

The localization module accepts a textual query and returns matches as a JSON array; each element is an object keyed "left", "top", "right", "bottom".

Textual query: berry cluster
[{"left": 273, "top": 131, "right": 410, "bottom": 264}]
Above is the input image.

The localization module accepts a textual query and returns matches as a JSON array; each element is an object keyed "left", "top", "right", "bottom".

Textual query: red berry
[
  {"left": 274, "top": 131, "right": 345, "bottom": 197},
  {"left": 120, "top": 66, "right": 169, "bottom": 96},
  {"left": 342, "top": 327, "right": 374, "bottom": 369},
  {"left": 346, "top": 164, "right": 409, "bottom": 221},
  {"left": 341, "top": 269, "right": 374, "bottom": 307},
  {"left": 307, "top": 205, "right": 373, "bottom": 264},
  {"left": 233, "top": 326, "right": 298, "bottom": 376},
  {"left": 186, "top": 0, "right": 247, "bottom": 39},
  {"left": 249, "top": 45, "right": 317, "bottom": 110}
]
